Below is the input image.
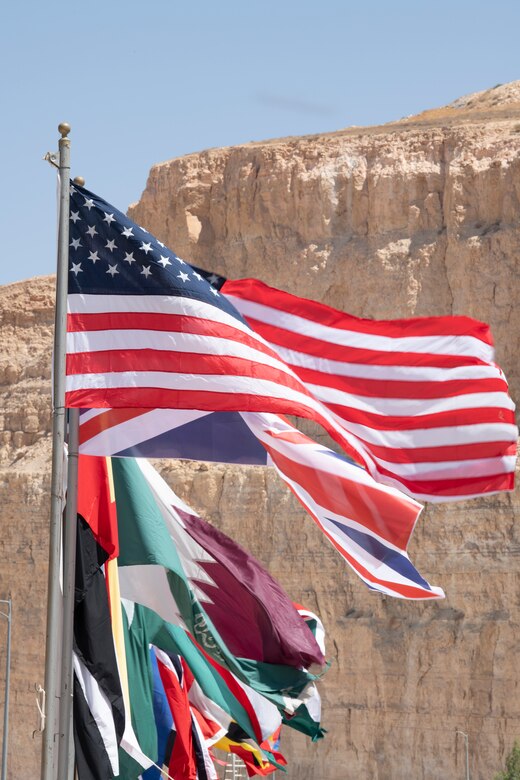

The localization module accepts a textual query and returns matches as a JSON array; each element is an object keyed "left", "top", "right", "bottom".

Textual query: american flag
[
  {"left": 66, "top": 184, "right": 360, "bottom": 431},
  {"left": 67, "top": 181, "right": 515, "bottom": 532},
  {"left": 223, "top": 278, "right": 518, "bottom": 502}
]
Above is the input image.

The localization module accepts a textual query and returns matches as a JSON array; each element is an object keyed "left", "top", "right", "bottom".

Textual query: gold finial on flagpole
[
  {"left": 73, "top": 176, "right": 85, "bottom": 187},
  {"left": 58, "top": 122, "right": 71, "bottom": 138}
]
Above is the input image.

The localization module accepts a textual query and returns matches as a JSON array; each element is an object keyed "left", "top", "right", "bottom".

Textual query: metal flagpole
[
  {"left": 0, "top": 599, "right": 11, "bottom": 780},
  {"left": 57, "top": 408, "right": 80, "bottom": 780},
  {"left": 41, "top": 122, "right": 72, "bottom": 780},
  {"left": 456, "top": 730, "right": 470, "bottom": 780}
]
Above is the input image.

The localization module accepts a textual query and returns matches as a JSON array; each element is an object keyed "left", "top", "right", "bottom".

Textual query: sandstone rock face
[
  {"left": 130, "top": 83, "right": 520, "bottom": 404},
  {"left": 1, "top": 85, "right": 520, "bottom": 779},
  {"left": 0, "top": 278, "right": 56, "bottom": 779}
]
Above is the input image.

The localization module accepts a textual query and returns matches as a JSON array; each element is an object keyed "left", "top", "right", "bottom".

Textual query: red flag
[
  {"left": 77, "top": 455, "right": 118, "bottom": 560},
  {"left": 155, "top": 648, "right": 197, "bottom": 780}
]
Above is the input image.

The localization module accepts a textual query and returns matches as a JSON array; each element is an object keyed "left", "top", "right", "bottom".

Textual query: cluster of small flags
[{"left": 73, "top": 455, "right": 323, "bottom": 779}]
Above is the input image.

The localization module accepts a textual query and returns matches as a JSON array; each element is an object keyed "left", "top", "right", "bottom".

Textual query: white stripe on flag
[
  {"left": 225, "top": 295, "right": 496, "bottom": 362},
  {"left": 79, "top": 410, "right": 213, "bottom": 456},
  {"left": 330, "top": 415, "right": 518, "bottom": 449},
  {"left": 269, "top": 344, "right": 506, "bottom": 382},
  {"left": 307, "top": 385, "right": 516, "bottom": 416},
  {"left": 67, "top": 330, "right": 299, "bottom": 378}
]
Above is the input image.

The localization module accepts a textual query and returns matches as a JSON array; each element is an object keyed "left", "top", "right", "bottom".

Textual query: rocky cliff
[{"left": 1, "top": 83, "right": 520, "bottom": 779}]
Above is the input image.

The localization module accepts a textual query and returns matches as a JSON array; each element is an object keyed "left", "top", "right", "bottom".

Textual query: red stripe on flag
[
  {"left": 294, "top": 366, "right": 509, "bottom": 400},
  {"left": 187, "top": 637, "right": 264, "bottom": 745},
  {"left": 263, "top": 444, "right": 418, "bottom": 549},
  {"left": 372, "top": 464, "right": 515, "bottom": 497},
  {"left": 344, "top": 437, "right": 518, "bottom": 465},
  {"left": 264, "top": 427, "right": 314, "bottom": 446},
  {"left": 244, "top": 317, "right": 494, "bottom": 370},
  {"left": 67, "top": 311, "right": 278, "bottom": 360},
  {"left": 223, "top": 279, "right": 494, "bottom": 343},
  {"left": 79, "top": 408, "right": 150, "bottom": 445},
  {"left": 324, "top": 403, "right": 516, "bottom": 431},
  {"left": 67, "top": 351, "right": 310, "bottom": 396},
  {"left": 67, "top": 387, "right": 321, "bottom": 417},
  {"left": 280, "top": 481, "right": 438, "bottom": 600}
]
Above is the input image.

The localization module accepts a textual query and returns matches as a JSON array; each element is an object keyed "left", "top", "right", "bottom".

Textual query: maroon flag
[{"left": 134, "top": 458, "right": 325, "bottom": 671}]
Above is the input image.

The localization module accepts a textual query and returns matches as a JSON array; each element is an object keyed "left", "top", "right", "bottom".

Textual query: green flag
[
  {"left": 119, "top": 600, "right": 285, "bottom": 776},
  {"left": 111, "top": 458, "right": 317, "bottom": 708}
]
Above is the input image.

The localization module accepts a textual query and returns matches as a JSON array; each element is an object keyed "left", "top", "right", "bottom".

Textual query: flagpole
[
  {"left": 57, "top": 408, "right": 80, "bottom": 780},
  {"left": 41, "top": 122, "right": 72, "bottom": 780},
  {"left": 0, "top": 599, "right": 11, "bottom": 780}
]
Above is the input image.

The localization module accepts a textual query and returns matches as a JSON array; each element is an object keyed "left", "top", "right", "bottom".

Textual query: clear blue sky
[{"left": 1, "top": 0, "right": 519, "bottom": 286}]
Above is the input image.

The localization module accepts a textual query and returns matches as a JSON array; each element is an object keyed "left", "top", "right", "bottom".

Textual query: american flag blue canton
[
  {"left": 68, "top": 183, "right": 235, "bottom": 318},
  {"left": 66, "top": 182, "right": 327, "bottom": 416}
]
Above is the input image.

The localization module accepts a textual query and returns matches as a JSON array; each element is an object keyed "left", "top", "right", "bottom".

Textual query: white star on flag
[
  {"left": 106, "top": 264, "right": 119, "bottom": 277},
  {"left": 141, "top": 266, "right": 152, "bottom": 278},
  {"left": 70, "top": 238, "right": 82, "bottom": 250},
  {"left": 70, "top": 262, "right": 82, "bottom": 276},
  {"left": 70, "top": 211, "right": 80, "bottom": 223},
  {"left": 103, "top": 213, "right": 116, "bottom": 224},
  {"left": 105, "top": 240, "right": 117, "bottom": 252},
  {"left": 86, "top": 225, "right": 98, "bottom": 238}
]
